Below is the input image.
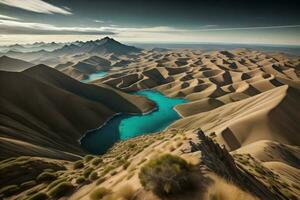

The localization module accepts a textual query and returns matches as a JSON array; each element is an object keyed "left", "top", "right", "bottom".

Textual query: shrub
[
  {"left": 128, "top": 143, "right": 137, "bottom": 148},
  {"left": 114, "top": 184, "right": 135, "bottom": 200},
  {"left": 96, "top": 177, "right": 106, "bottom": 185},
  {"left": 76, "top": 176, "right": 85, "bottom": 184},
  {"left": 123, "top": 161, "right": 131, "bottom": 170},
  {"left": 102, "top": 165, "right": 114, "bottom": 175},
  {"left": 20, "top": 180, "right": 36, "bottom": 189},
  {"left": 90, "top": 187, "right": 112, "bottom": 200},
  {"left": 89, "top": 172, "right": 98, "bottom": 181},
  {"left": 92, "top": 158, "right": 103, "bottom": 166},
  {"left": 84, "top": 155, "right": 94, "bottom": 162},
  {"left": 48, "top": 182, "right": 74, "bottom": 198},
  {"left": 47, "top": 178, "right": 67, "bottom": 190},
  {"left": 139, "top": 154, "right": 192, "bottom": 195},
  {"left": 73, "top": 160, "right": 84, "bottom": 169},
  {"left": 0, "top": 185, "right": 20, "bottom": 197},
  {"left": 110, "top": 171, "right": 117, "bottom": 176},
  {"left": 83, "top": 167, "right": 94, "bottom": 178},
  {"left": 27, "top": 192, "right": 48, "bottom": 200},
  {"left": 37, "top": 172, "right": 57, "bottom": 182}
]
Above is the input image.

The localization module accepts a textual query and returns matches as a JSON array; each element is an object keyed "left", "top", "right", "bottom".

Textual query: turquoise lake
[
  {"left": 81, "top": 71, "right": 108, "bottom": 83},
  {"left": 80, "top": 90, "right": 187, "bottom": 154}
]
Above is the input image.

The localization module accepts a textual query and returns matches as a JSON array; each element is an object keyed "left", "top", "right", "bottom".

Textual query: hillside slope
[
  {"left": 0, "top": 65, "right": 154, "bottom": 160},
  {"left": 0, "top": 55, "right": 34, "bottom": 72}
]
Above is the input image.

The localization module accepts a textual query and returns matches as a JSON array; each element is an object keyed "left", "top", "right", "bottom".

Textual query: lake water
[
  {"left": 80, "top": 90, "right": 187, "bottom": 154},
  {"left": 81, "top": 71, "right": 107, "bottom": 83}
]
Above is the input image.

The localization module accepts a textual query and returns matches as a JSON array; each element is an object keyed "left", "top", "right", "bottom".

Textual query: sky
[{"left": 0, "top": 0, "right": 299, "bottom": 45}]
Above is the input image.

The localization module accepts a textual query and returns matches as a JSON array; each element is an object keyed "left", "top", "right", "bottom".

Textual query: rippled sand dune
[{"left": 86, "top": 49, "right": 300, "bottom": 197}]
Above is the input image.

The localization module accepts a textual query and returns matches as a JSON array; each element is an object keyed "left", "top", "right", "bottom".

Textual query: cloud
[
  {"left": 0, "top": 19, "right": 115, "bottom": 35},
  {"left": 195, "top": 24, "right": 300, "bottom": 32},
  {"left": 94, "top": 20, "right": 105, "bottom": 23},
  {"left": 0, "top": 0, "right": 72, "bottom": 15},
  {"left": 0, "top": 14, "right": 19, "bottom": 20},
  {"left": 97, "top": 24, "right": 300, "bottom": 35}
]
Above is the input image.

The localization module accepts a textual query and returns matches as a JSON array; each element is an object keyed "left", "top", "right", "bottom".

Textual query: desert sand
[{"left": 1, "top": 42, "right": 299, "bottom": 200}]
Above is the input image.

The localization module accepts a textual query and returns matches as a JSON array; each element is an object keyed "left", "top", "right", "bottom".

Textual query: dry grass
[{"left": 205, "top": 177, "right": 257, "bottom": 200}]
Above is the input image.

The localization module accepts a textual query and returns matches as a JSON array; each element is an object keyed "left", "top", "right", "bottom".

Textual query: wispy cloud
[
  {"left": 94, "top": 20, "right": 105, "bottom": 23},
  {"left": 0, "top": 14, "right": 19, "bottom": 20},
  {"left": 195, "top": 24, "right": 300, "bottom": 32},
  {"left": 0, "top": 0, "right": 72, "bottom": 15},
  {"left": 0, "top": 19, "right": 115, "bottom": 35}
]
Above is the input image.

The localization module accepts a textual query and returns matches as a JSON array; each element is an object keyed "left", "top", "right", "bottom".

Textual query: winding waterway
[{"left": 80, "top": 90, "right": 187, "bottom": 154}]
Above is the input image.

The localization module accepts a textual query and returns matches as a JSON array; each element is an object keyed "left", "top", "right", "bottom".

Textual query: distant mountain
[
  {"left": 53, "top": 37, "right": 141, "bottom": 56},
  {"left": 61, "top": 56, "right": 112, "bottom": 80},
  {"left": 0, "top": 42, "right": 64, "bottom": 53},
  {"left": 0, "top": 55, "right": 34, "bottom": 72},
  {"left": 0, "top": 37, "right": 142, "bottom": 66},
  {"left": 0, "top": 64, "right": 154, "bottom": 160}
]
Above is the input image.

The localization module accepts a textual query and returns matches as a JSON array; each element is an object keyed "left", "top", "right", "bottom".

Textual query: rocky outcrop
[{"left": 190, "top": 129, "right": 286, "bottom": 200}]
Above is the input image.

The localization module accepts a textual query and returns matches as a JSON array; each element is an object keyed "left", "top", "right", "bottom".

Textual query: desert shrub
[
  {"left": 37, "top": 172, "right": 57, "bottom": 182},
  {"left": 0, "top": 185, "right": 20, "bottom": 196},
  {"left": 128, "top": 143, "right": 137, "bottom": 148},
  {"left": 110, "top": 171, "right": 117, "bottom": 176},
  {"left": 139, "top": 154, "right": 192, "bottom": 195},
  {"left": 73, "top": 160, "right": 84, "bottom": 169},
  {"left": 114, "top": 184, "right": 135, "bottom": 200},
  {"left": 123, "top": 161, "right": 131, "bottom": 170},
  {"left": 89, "top": 172, "right": 98, "bottom": 181},
  {"left": 27, "top": 192, "right": 48, "bottom": 200},
  {"left": 47, "top": 178, "right": 67, "bottom": 190},
  {"left": 83, "top": 167, "right": 94, "bottom": 178},
  {"left": 102, "top": 165, "right": 114, "bottom": 175},
  {"left": 92, "top": 158, "right": 103, "bottom": 166},
  {"left": 96, "top": 177, "right": 106, "bottom": 185},
  {"left": 48, "top": 182, "right": 74, "bottom": 198},
  {"left": 76, "top": 176, "right": 85, "bottom": 184},
  {"left": 90, "top": 187, "right": 112, "bottom": 200},
  {"left": 84, "top": 155, "right": 94, "bottom": 162},
  {"left": 20, "top": 180, "right": 36, "bottom": 189}
]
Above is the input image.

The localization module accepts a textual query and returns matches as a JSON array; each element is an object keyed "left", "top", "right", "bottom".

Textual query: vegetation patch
[
  {"left": 27, "top": 192, "right": 48, "bottom": 200},
  {"left": 83, "top": 167, "right": 94, "bottom": 178},
  {"left": 0, "top": 185, "right": 20, "bottom": 197},
  {"left": 92, "top": 158, "right": 103, "bottom": 166},
  {"left": 139, "top": 154, "right": 193, "bottom": 195},
  {"left": 73, "top": 160, "right": 84, "bottom": 169},
  {"left": 89, "top": 171, "right": 98, "bottom": 181},
  {"left": 90, "top": 187, "right": 112, "bottom": 200},
  {"left": 37, "top": 172, "right": 57, "bottom": 182},
  {"left": 75, "top": 176, "right": 86, "bottom": 184},
  {"left": 48, "top": 182, "right": 74, "bottom": 198}
]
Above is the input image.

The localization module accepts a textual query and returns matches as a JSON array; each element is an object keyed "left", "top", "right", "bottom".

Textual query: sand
[{"left": 1, "top": 45, "right": 300, "bottom": 199}]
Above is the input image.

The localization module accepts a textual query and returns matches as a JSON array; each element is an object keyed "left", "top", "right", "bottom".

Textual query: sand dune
[
  {"left": 87, "top": 49, "right": 300, "bottom": 198},
  {"left": 171, "top": 85, "right": 300, "bottom": 149},
  {"left": 0, "top": 55, "right": 34, "bottom": 72},
  {"left": 0, "top": 65, "right": 154, "bottom": 160}
]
